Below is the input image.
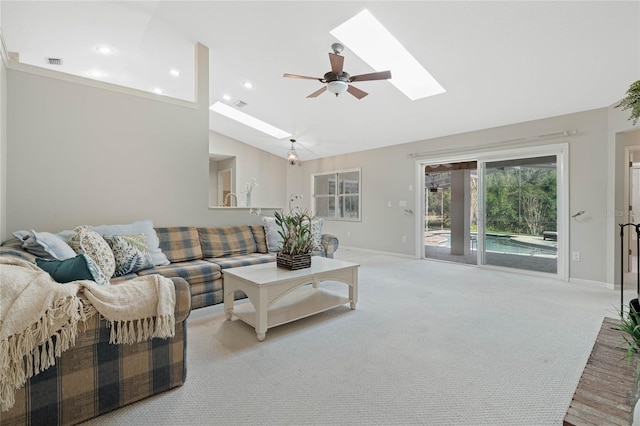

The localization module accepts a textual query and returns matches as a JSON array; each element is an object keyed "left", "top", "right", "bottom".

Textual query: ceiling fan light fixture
[{"left": 327, "top": 80, "right": 348, "bottom": 96}]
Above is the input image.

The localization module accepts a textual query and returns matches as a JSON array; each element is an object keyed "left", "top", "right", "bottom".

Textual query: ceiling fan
[{"left": 283, "top": 43, "right": 391, "bottom": 99}]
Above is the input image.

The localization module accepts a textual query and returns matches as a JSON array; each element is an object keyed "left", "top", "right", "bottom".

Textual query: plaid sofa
[
  {"left": 133, "top": 225, "right": 338, "bottom": 310},
  {"left": 1, "top": 225, "right": 339, "bottom": 311},
  {"left": 1, "top": 276, "right": 191, "bottom": 426}
]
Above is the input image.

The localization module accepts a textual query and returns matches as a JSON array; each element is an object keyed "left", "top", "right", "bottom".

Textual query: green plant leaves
[
  {"left": 274, "top": 210, "right": 314, "bottom": 255},
  {"left": 615, "top": 80, "right": 640, "bottom": 125}
]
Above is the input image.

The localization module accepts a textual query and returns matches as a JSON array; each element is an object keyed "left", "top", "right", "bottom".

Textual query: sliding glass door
[
  {"left": 480, "top": 155, "right": 558, "bottom": 273},
  {"left": 419, "top": 145, "right": 567, "bottom": 278}
]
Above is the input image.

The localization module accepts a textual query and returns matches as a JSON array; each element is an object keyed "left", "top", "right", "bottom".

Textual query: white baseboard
[
  {"left": 338, "top": 245, "right": 416, "bottom": 259},
  {"left": 569, "top": 277, "right": 613, "bottom": 289}
]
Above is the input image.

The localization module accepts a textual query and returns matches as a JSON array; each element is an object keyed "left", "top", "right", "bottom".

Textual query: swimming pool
[{"left": 432, "top": 233, "right": 557, "bottom": 256}]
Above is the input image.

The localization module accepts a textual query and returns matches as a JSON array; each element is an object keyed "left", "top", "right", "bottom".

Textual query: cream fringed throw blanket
[{"left": 0, "top": 257, "right": 176, "bottom": 412}]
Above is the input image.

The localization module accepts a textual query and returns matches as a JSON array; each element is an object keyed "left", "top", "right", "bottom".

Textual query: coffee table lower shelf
[{"left": 231, "top": 287, "right": 349, "bottom": 331}]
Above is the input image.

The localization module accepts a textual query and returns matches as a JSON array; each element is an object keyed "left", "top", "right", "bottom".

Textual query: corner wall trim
[{"left": 0, "top": 29, "right": 9, "bottom": 68}]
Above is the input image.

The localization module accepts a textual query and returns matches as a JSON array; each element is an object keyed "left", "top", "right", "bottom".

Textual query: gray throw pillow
[
  {"left": 22, "top": 230, "right": 77, "bottom": 260},
  {"left": 262, "top": 217, "right": 283, "bottom": 252}
]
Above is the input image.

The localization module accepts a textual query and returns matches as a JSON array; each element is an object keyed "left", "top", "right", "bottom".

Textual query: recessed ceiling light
[
  {"left": 210, "top": 101, "right": 291, "bottom": 139},
  {"left": 95, "top": 45, "right": 113, "bottom": 55},
  {"left": 169, "top": 68, "right": 180, "bottom": 77},
  {"left": 152, "top": 87, "right": 164, "bottom": 95},
  {"left": 242, "top": 81, "right": 254, "bottom": 89},
  {"left": 330, "top": 9, "right": 445, "bottom": 100},
  {"left": 222, "top": 94, "right": 231, "bottom": 101},
  {"left": 88, "top": 70, "right": 105, "bottom": 78}
]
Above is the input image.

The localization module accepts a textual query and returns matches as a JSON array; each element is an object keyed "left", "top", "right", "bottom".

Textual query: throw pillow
[
  {"left": 11, "top": 230, "right": 30, "bottom": 240},
  {"left": 103, "top": 233, "right": 154, "bottom": 276},
  {"left": 21, "top": 230, "right": 77, "bottom": 260},
  {"left": 310, "top": 218, "right": 324, "bottom": 251},
  {"left": 263, "top": 216, "right": 283, "bottom": 252},
  {"left": 59, "top": 219, "right": 169, "bottom": 266},
  {"left": 36, "top": 254, "right": 110, "bottom": 285},
  {"left": 68, "top": 226, "right": 116, "bottom": 278}
]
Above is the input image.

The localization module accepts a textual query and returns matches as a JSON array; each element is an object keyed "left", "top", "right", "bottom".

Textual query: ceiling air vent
[
  {"left": 46, "top": 57, "right": 63, "bottom": 65},
  {"left": 233, "top": 100, "right": 247, "bottom": 108}
]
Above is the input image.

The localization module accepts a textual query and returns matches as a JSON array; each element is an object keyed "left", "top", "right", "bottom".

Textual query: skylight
[
  {"left": 210, "top": 102, "right": 291, "bottom": 139},
  {"left": 330, "top": 10, "right": 445, "bottom": 101}
]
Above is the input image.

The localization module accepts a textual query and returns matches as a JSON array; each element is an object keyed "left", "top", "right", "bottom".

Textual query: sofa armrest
[
  {"left": 170, "top": 277, "right": 191, "bottom": 323},
  {"left": 320, "top": 234, "right": 339, "bottom": 259}
]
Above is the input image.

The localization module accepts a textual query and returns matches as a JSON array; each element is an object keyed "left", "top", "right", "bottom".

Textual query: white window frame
[{"left": 312, "top": 168, "right": 362, "bottom": 222}]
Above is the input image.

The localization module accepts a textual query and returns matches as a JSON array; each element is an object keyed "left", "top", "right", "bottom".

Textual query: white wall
[
  {"left": 296, "top": 108, "right": 615, "bottom": 284},
  {"left": 209, "top": 131, "right": 287, "bottom": 208}
]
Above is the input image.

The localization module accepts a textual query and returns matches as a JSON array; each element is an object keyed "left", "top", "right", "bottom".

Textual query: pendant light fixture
[{"left": 287, "top": 139, "right": 299, "bottom": 165}]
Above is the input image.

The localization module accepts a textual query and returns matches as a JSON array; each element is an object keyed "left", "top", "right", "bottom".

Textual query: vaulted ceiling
[{"left": 2, "top": 1, "right": 638, "bottom": 161}]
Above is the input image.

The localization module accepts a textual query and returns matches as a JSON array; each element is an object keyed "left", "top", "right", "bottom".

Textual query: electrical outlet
[
  {"left": 402, "top": 235, "right": 407, "bottom": 243},
  {"left": 572, "top": 251, "right": 581, "bottom": 261}
]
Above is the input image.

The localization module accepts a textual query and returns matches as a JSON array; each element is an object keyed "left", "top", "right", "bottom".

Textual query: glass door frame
[{"left": 415, "top": 143, "right": 569, "bottom": 281}]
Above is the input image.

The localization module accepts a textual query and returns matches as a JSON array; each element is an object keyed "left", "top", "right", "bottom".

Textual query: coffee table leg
[
  {"left": 350, "top": 269, "right": 358, "bottom": 310},
  {"left": 224, "top": 280, "right": 235, "bottom": 320},
  {"left": 254, "top": 288, "right": 268, "bottom": 341}
]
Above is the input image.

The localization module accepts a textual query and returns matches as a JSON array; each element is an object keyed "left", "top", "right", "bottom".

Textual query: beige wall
[
  {"left": 297, "top": 108, "right": 623, "bottom": 284},
  {"left": 3, "top": 44, "right": 278, "bottom": 233}
]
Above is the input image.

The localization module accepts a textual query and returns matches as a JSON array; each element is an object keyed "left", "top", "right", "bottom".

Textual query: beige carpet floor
[{"left": 83, "top": 248, "right": 633, "bottom": 425}]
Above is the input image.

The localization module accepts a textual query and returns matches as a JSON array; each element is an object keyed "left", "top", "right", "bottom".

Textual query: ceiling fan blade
[
  {"left": 349, "top": 70, "right": 392, "bottom": 82},
  {"left": 307, "top": 86, "right": 327, "bottom": 98},
  {"left": 283, "top": 73, "right": 322, "bottom": 81},
  {"left": 329, "top": 53, "right": 344, "bottom": 75},
  {"left": 347, "top": 85, "right": 368, "bottom": 99}
]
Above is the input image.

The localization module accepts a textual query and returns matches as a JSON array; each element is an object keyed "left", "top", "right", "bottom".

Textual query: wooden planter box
[{"left": 277, "top": 252, "right": 311, "bottom": 270}]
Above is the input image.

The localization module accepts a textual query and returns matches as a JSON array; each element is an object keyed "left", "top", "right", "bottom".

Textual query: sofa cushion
[
  {"left": 250, "top": 225, "right": 268, "bottom": 254},
  {"left": 103, "top": 233, "right": 154, "bottom": 276},
  {"left": 154, "top": 227, "right": 203, "bottom": 262},
  {"left": 68, "top": 226, "right": 116, "bottom": 278},
  {"left": 136, "top": 260, "right": 221, "bottom": 295},
  {"left": 206, "top": 253, "right": 275, "bottom": 269},
  {"left": 197, "top": 226, "right": 257, "bottom": 257}
]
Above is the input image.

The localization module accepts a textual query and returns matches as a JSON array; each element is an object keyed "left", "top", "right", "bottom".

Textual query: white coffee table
[{"left": 223, "top": 256, "right": 359, "bottom": 341}]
